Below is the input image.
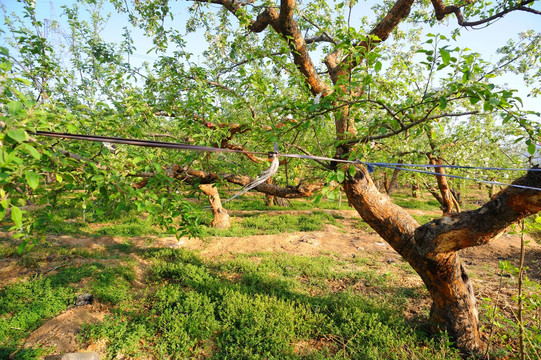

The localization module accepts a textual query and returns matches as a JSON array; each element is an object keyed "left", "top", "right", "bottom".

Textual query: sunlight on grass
[{"left": 201, "top": 211, "right": 339, "bottom": 237}]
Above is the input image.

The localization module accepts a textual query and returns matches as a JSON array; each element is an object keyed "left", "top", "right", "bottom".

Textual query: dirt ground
[{"left": 2, "top": 207, "right": 541, "bottom": 359}]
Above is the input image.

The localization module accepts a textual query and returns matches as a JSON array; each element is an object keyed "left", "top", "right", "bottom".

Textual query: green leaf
[
  {"left": 336, "top": 169, "right": 345, "bottom": 183},
  {"left": 22, "top": 143, "right": 41, "bottom": 160},
  {"left": 7, "top": 101, "right": 23, "bottom": 115},
  {"left": 0, "top": 208, "right": 4, "bottom": 221},
  {"left": 527, "top": 142, "right": 536, "bottom": 155},
  {"left": 11, "top": 206, "right": 22, "bottom": 228},
  {"left": 17, "top": 240, "right": 28, "bottom": 255},
  {"left": 439, "top": 96, "right": 447, "bottom": 110},
  {"left": 439, "top": 49, "right": 450, "bottom": 65},
  {"left": 25, "top": 171, "right": 39, "bottom": 189},
  {"left": 374, "top": 61, "right": 382, "bottom": 72},
  {"left": 7, "top": 129, "right": 28, "bottom": 143},
  {"left": 0, "top": 61, "right": 12, "bottom": 71},
  {"left": 348, "top": 165, "right": 357, "bottom": 177},
  {"left": 56, "top": 173, "right": 63, "bottom": 183},
  {"left": 469, "top": 96, "right": 480, "bottom": 105}
]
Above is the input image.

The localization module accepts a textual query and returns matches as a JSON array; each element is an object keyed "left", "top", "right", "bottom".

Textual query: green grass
[
  {"left": 40, "top": 211, "right": 160, "bottom": 237},
  {"left": 411, "top": 214, "right": 436, "bottom": 225},
  {"left": 77, "top": 249, "right": 460, "bottom": 360},
  {"left": 201, "top": 210, "right": 339, "bottom": 237},
  {"left": 391, "top": 194, "right": 441, "bottom": 211},
  {"left": 0, "top": 242, "right": 462, "bottom": 360},
  {"left": 0, "top": 261, "right": 135, "bottom": 359},
  {"left": 224, "top": 197, "right": 352, "bottom": 211}
]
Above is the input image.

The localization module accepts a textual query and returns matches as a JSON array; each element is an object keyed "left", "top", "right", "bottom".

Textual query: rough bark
[
  {"left": 199, "top": 184, "right": 230, "bottom": 229},
  {"left": 427, "top": 155, "right": 460, "bottom": 215},
  {"left": 168, "top": 166, "right": 322, "bottom": 198},
  {"left": 343, "top": 166, "right": 481, "bottom": 353},
  {"left": 344, "top": 165, "right": 541, "bottom": 354},
  {"left": 265, "top": 178, "right": 275, "bottom": 206}
]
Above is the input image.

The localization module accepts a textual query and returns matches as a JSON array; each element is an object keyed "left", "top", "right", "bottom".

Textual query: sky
[{"left": 1, "top": 0, "right": 540, "bottom": 115}]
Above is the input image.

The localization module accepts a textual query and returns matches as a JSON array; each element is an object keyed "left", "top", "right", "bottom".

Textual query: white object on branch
[{"left": 224, "top": 154, "right": 279, "bottom": 203}]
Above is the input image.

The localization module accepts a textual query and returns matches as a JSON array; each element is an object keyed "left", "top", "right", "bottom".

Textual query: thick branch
[
  {"left": 415, "top": 166, "right": 541, "bottom": 257},
  {"left": 171, "top": 167, "right": 322, "bottom": 198},
  {"left": 195, "top": 0, "right": 328, "bottom": 95},
  {"left": 325, "top": 0, "right": 415, "bottom": 83},
  {"left": 430, "top": 0, "right": 538, "bottom": 27},
  {"left": 276, "top": 0, "right": 329, "bottom": 94}
]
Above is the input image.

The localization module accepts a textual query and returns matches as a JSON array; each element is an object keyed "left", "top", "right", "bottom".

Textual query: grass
[
  {"left": 78, "top": 248, "right": 460, "bottom": 360},
  {"left": 0, "top": 261, "right": 135, "bottom": 360},
  {"left": 201, "top": 210, "right": 339, "bottom": 237},
  {"left": 224, "top": 197, "right": 353, "bottom": 211},
  {"left": 0, "top": 240, "right": 461, "bottom": 360},
  {"left": 1, "top": 190, "right": 509, "bottom": 358},
  {"left": 390, "top": 193, "right": 441, "bottom": 211},
  {"left": 39, "top": 210, "right": 161, "bottom": 237}
]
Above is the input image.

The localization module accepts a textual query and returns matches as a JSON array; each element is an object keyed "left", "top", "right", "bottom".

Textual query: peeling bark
[
  {"left": 415, "top": 167, "right": 541, "bottom": 257},
  {"left": 411, "top": 182, "right": 420, "bottom": 198}
]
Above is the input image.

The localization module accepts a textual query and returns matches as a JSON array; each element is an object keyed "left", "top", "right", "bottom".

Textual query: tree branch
[
  {"left": 167, "top": 166, "right": 322, "bottom": 198},
  {"left": 284, "top": 142, "right": 333, "bottom": 170},
  {"left": 430, "top": 0, "right": 539, "bottom": 27},
  {"left": 350, "top": 107, "right": 479, "bottom": 144},
  {"left": 193, "top": 0, "right": 328, "bottom": 95},
  {"left": 415, "top": 166, "right": 541, "bottom": 257},
  {"left": 325, "top": 0, "right": 416, "bottom": 83}
]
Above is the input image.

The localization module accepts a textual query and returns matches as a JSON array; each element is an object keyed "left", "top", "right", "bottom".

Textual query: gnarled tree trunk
[
  {"left": 344, "top": 165, "right": 541, "bottom": 354},
  {"left": 199, "top": 184, "right": 230, "bottom": 229}
]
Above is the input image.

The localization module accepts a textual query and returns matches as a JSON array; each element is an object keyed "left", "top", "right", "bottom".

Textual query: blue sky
[{"left": 2, "top": 0, "right": 540, "bottom": 114}]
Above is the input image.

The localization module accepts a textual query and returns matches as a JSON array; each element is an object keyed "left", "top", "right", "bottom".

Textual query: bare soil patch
[{"left": 22, "top": 304, "right": 108, "bottom": 359}]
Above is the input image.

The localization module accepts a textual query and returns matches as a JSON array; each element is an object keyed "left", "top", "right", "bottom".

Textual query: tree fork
[
  {"left": 343, "top": 165, "right": 541, "bottom": 353},
  {"left": 343, "top": 166, "right": 482, "bottom": 352}
]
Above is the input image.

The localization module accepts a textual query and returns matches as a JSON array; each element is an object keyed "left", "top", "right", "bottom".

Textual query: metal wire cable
[{"left": 34, "top": 130, "right": 541, "bottom": 192}]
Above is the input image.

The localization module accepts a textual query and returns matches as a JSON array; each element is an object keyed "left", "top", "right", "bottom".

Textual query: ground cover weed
[
  {"left": 0, "top": 261, "right": 136, "bottom": 359},
  {"left": 81, "top": 248, "right": 461, "bottom": 359}
]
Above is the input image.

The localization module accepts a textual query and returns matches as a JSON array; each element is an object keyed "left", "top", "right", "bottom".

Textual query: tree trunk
[
  {"left": 411, "top": 182, "right": 420, "bottom": 198},
  {"left": 265, "top": 194, "right": 275, "bottom": 206},
  {"left": 386, "top": 161, "right": 402, "bottom": 195},
  {"left": 199, "top": 184, "right": 230, "bottom": 229},
  {"left": 343, "top": 165, "right": 541, "bottom": 354},
  {"left": 427, "top": 155, "right": 461, "bottom": 215},
  {"left": 265, "top": 178, "right": 275, "bottom": 206}
]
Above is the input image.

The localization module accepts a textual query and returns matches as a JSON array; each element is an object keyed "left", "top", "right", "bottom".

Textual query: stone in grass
[
  {"left": 75, "top": 294, "right": 94, "bottom": 306},
  {"left": 61, "top": 352, "right": 100, "bottom": 360}
]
